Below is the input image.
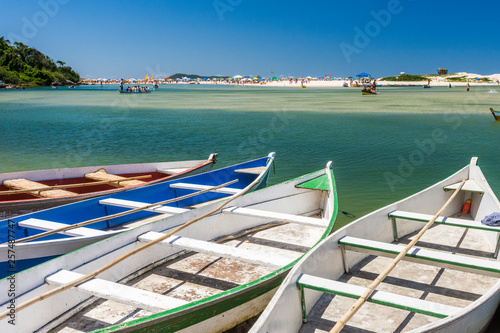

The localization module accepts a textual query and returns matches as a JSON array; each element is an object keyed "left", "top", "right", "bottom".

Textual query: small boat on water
[
  {"left": 423, "top": 84, "right": 431, "bottom": 88},
  {"left": 0, "top": 160, "right": 338, "bottom": 333},
  {"left": 252, "top": 157, "right": 500, "bottom": 333},
  {"left": 119, "top": 87, "right": 152, "bottom": 94},
  {"left": 361, "top": 88, "right": 377, "bottom": 95},
  {"left": 0, "top": 153, "right": 275, "bottom": 276},
  {"left": 0, "top": 155, "right": 218, "bottom": 219},
  {"left": 490, "top": 108, "right": 500, "bottom": 121}
]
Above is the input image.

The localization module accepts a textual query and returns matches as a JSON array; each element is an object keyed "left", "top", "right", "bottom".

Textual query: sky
[{"left": 1, "top": 0, "right": 499, "bottom": 79}]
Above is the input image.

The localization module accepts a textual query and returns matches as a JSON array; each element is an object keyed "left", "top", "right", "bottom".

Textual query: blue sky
[{"left": 1, "top": 0, "right": 499, "bottom": 79}]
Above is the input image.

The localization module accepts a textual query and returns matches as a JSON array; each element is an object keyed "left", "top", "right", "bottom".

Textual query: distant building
[{"left": 438, "top": 68, "right": 448, "bottom": 75}]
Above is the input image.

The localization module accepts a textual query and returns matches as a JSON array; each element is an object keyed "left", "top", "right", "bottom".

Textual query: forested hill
[{"left": 0, "top": 37, "right": 80, "bottom": 86}]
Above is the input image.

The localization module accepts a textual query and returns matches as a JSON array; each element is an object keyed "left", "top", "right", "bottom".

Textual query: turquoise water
[
  {"left": 1, "top": 84, "right": 499, "bottom": 228},
  {"left": 1, "top": 84, "right": 500, "bottom": 329}
]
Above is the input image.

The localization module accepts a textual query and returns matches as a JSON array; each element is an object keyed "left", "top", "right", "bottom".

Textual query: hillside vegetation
[{"left": 0, "top": 37, "right": 79, "bottom": 86}]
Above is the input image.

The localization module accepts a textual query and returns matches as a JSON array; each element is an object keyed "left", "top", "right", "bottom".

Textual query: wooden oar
[
  {"left": 330, "top": 179, "right": 466, "bottom": 333},
  {"left": 0, "top": 175, "right": 152, "bottom": 195},
  {"left": 0, "top": 177, "right": 260, "bottom": 320},
  {"left": 4, "top": 179, "right": 238, "bottom": 245}
]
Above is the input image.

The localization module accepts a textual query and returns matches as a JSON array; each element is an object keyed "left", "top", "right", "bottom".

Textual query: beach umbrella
[
  {"left": 234, "top": 75, "right": 243, "bottom": 79},
  {"left": 356, "top": 72, "right": 371, "bottom": 77},
  {"left": 244, "top": 75, "right": 251, "bottom": 78}
]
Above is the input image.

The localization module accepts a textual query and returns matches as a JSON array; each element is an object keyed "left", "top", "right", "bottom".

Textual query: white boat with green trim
[
  {"left": 0, "top": 162, "right": 338, "bottom": 332},
  {"left": 251, "top": 157, "right": 500, "bottom": 333}
]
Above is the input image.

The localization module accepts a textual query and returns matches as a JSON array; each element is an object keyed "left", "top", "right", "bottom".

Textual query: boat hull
[
  {"left": 0, "top": 154, "right": 275, "bottom": 275},
  {"left": 251, "top": 158, "right": 500, "bottom": 333},
  {"left": 490, "top": 108, "right": 500, "bottom": 121},
  {"left": 0, "top": 157, "right": 217, "bottom": 219}
]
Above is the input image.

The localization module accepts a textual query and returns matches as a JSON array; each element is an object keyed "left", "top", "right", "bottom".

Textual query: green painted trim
[
  {"left": 102, "top": 275, "right": 285, "bottom": 333},
  {"left": 296, "top": 174, "right": 330, "bottom": 191},
  {"left": 297, "top": 282, "right": 449, "bottom": 319},
  {"left": 340, "top": 241, "right": 500, "bottom": 274},
  {"left": 93, "top": 167, "right": 339, "bottom": 332},
  {"left": 389, "top": 214, "right": 500, "bottom": 233}
]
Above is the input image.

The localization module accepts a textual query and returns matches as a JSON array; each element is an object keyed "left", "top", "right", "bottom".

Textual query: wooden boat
[
  {"left": 490, "top": 108, "right": 500, "bottom": 121},
  {"left": 0, "top": 153, "right": 275, "bottom": 276},
  {"left": 0, "top": 155, "right": 218, "bottom": 219},
  {"left": 0, "top": 161, "right": 338, "bottom": 332},
  {"left": 251, "top": 157, "right": 500, "bottom": 333}
]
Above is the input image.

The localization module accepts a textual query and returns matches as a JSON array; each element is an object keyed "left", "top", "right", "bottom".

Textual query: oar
[
  {"left": 4, "top": 179, "right": 238, "bottom": 245},
  {"left": 0, "top": 175, "right": 152, "bottom": 195},
  {"left": 330, "top": 179, "right": 466, "bottom": 333},
  {"left": 0, "top": 177, "right": 260, "bottom": 320}
]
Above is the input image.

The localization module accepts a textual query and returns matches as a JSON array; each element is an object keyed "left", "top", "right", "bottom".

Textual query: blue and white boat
[{"left": 0, "top": 153, "right": 275, "bottom": 277}]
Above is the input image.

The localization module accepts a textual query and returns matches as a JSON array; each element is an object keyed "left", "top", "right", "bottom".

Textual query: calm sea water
[
  {"left": 1, "top": 84, "right": 499, "bottom": 226},
  {"left": 1, "top": 84, "right": 500, "bottom": 328}
]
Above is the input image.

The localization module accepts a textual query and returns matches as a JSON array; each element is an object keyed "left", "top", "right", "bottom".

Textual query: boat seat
[
  {"left": 389, "top": 210, "right": 500, "bottom": 257},
  {"left": 222, "top": 206, "right": 328, "bottom": 228},
  {"left": 138, "top": 231, "right": 295, "bottom": 268},
  {"left": 2, "top": 178, "right": 77, "bottom": 198},
  {"left": 234, "top": 166, "right": 266, "bottom": 175},
  {"left": 443, "top": 180, "right": 484, "bottom": 193},
  {"left": 18, "top": 218, "right": 108, "bottom": 237},
  {"left": 156, "top": 167, "right": 189, "bottom": 175},
  {"left": 169, "top": 183, "right": 240, "bottom": 195},
  {"left": 85, "top": 169, "right": 145, "bottom": 187},
  {"left": 297, "top": 274, "right": 460, "bottom": 321},
  {"left": 46, "top": 270, "right": 188, "bottom": 313},
  {"left": 99, "top": 198, "right": 190, "bottom": 215},
  {"left": 339, "top": 236, "right": 500, "bottom": 278}
]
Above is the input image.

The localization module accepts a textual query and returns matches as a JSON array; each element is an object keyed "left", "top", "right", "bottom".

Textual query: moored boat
[
  {"left": 361, "top": 88, "right": 377, "bottom": 95},
  {"left": 251, "top": 157, "right": 500, "bottom": 333},
  {"left": 0, "top": 153, "right": 275, "bottom": 276},
  {"left": 0, "top": 160, "right": 338, "bottom": 332},
  {"left": 0, "top": 155, "right": 218, "bottom": 219},
  {"left": 119, "top": 87, "right": 152, "bottom": 94},
  {"left": 489, "top": 108, "right": 500, "bottom": 121}
]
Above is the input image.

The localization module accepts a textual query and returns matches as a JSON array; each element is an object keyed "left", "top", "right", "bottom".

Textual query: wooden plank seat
[
  {"left": 389, "top": 210, "right": 500, "bottom": 257},
  {"left": 389, "top": 210, "right": 500, "bottom": 232},
  {"left": 99, "top": 198, "right": 190, "bottom": 215},
  {"left": 156, "top": 167, "right": 189, "bottom": 175},
  {"left": 2, "top": 178, "right": 77, "bottom": 198},
  {"left": 222, "top": 207, "right": 328, "bottom": 228},
  {"left": 339, "top": 236, "right": 500, "bottom": 278},
  {"left": 46, "top": 270, "right": 188, "bottom": 313},
  {"left": 234, "top": 166, "right": 267, "bottom": 175},
  {"left": 18, "top": 218, "right": 108, "bottom": 237},
  {"left": 85, "top": 169, "right": 145, "bottom": 187},
  {"left": 444, "top": 180, "right": 484, "bottom": 193},
  {"left": 297, "top": 274, "right": 460, "bottom": 320},
  {"left": 169, "top": 183, "right": 240, "bottom": 195},
  {"left": 138, "top": 231, "right": 295, "bottom": 268}
]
